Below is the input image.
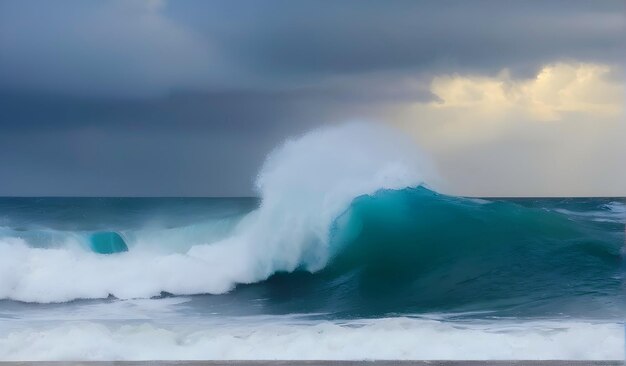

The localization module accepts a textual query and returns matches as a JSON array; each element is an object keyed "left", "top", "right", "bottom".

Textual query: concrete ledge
[{"left": 0, "top": 361, "right": 622, "bottom": 366}]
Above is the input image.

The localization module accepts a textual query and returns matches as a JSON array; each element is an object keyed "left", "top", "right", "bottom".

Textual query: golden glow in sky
[{"left": 395, "top": 63, "right": 625, "bottom": 197}]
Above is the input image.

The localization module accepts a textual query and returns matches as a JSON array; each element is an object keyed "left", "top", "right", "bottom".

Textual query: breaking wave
[
  {"left": 0, "top": 123, "right": 622, "bottom": 306},
  {"left": 0, "top": 123, "right": 430, "bottom": 302}
]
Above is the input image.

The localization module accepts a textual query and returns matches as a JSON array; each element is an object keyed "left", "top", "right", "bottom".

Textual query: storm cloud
[{"left": 0, "top": 0, "right": 624, "bottom": 196}]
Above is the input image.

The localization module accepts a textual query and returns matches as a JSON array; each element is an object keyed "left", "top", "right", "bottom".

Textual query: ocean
[{"left": 0, "top": 125, "right": 624, "bottom": 360}]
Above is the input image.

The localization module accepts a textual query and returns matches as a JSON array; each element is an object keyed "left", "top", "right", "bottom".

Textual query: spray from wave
[{"left": 0, "top": 123, "right": 432, "bottom": 303}]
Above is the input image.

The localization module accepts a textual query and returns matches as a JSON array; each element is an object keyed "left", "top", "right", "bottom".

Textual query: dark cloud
[
  {"left": 176, "top": 0, "right": 624, "bottom": 77},
  {"left": 1, "top": 0, "right": 623, "bottom": 96},
  {"left": 0, "top": 0, "right": 623, "bottom": 195},
  {"left": 0, "top": 89, "right": 386, "bottom": 195},
  {"left": 0, "top": 126, "right": 271, "bottom": 196}
]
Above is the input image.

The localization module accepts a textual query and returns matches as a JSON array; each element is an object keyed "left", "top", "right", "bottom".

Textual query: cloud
[
  {"left": 429, "top": 63, "right": 622, "bottom": 121},
  {"left": 393, "top": 63, "right": 625, "bottom": 196},
  {"left": 0, "top": 0, "right": 225, "bottom": 96},
  {"left": 1, "top": 0, "right": 623, "bottom": 97},
  {"left": 0, "top": 1, "right": 623, "bottom": 196}
]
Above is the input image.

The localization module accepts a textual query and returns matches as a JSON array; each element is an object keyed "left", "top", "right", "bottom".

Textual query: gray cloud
[
  {"left": 0, "top": 0, "right": 623, "bottom": 196},
  {"left": 1, "top": 0, "right": 623, "bottom": 96},
  {"left": 185, "top": 0, "right": 624, "bottom": 77},
  {"left": 0, "top": 127, "right": 269, "bottom": 196},
  {"left": 0, "top": 0, "right": 227, "bottom": 97},
  {"left": 0, "top": 89, "right": 383, "bottom": 195}
]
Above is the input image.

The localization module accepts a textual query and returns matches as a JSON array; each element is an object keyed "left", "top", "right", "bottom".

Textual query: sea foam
[{"left": 0, "top": 317, "right": 621, "bottom": 360}]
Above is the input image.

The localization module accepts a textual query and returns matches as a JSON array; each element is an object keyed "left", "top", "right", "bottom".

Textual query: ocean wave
[
  {"left": 0, "top": 123, "right": 429, "bottom": 303},
  {"left": 0, "top": 123, "right": 622, "bottom": 305}
]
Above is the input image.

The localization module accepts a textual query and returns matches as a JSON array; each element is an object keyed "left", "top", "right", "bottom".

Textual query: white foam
[
  {"left": 0, "top": 317, "right": 621, "bottom": 360},
  {"left": 554, "top": 206, "right": 625, "bottom": 223},
  {"left": 0, "top": 297, "right": 193, "bottom": 321},
  {"left": 464, "top": 198, "right": 492, "bottom": 205},
  {"left": 0, "top": 123, "right": 430, "bottom": 303}
]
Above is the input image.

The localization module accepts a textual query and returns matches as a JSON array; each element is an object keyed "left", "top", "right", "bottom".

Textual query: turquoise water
[
  {"left": 0, "top": 190, "right": 624, "bottom": 360},
  {"left": 0, "top": 189, "right": 623, "bottom": 319},
  {"left": 2, "top": 124, "right": 623, "bottom": 360}
]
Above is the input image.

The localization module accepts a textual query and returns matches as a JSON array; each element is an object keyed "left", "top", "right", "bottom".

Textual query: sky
[{"left": 0, "top": 0, "right": 624, "bottom": 197}]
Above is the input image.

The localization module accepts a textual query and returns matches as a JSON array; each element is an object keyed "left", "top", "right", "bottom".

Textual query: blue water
[
  {"left": 1, "top": 124, "right": 623, "bottom": 360},
  {"left": 0, "top": 190, "right": 623, "bottom": 319},
  {"left": 0, "top": 191, "right": 624, "bottom": 360}
]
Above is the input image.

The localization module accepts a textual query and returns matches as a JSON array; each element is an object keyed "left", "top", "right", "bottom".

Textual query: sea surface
[
  {"left": 0, "top": 193, "right": 623, "bottom": 360},
  {"left": 0, "top": 125, "right": 624, "bottom": 360}
]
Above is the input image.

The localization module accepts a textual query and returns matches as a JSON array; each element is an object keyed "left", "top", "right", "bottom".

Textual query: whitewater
[{"left": 0, "top": 123, "right": 624, "bottom": 360}]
